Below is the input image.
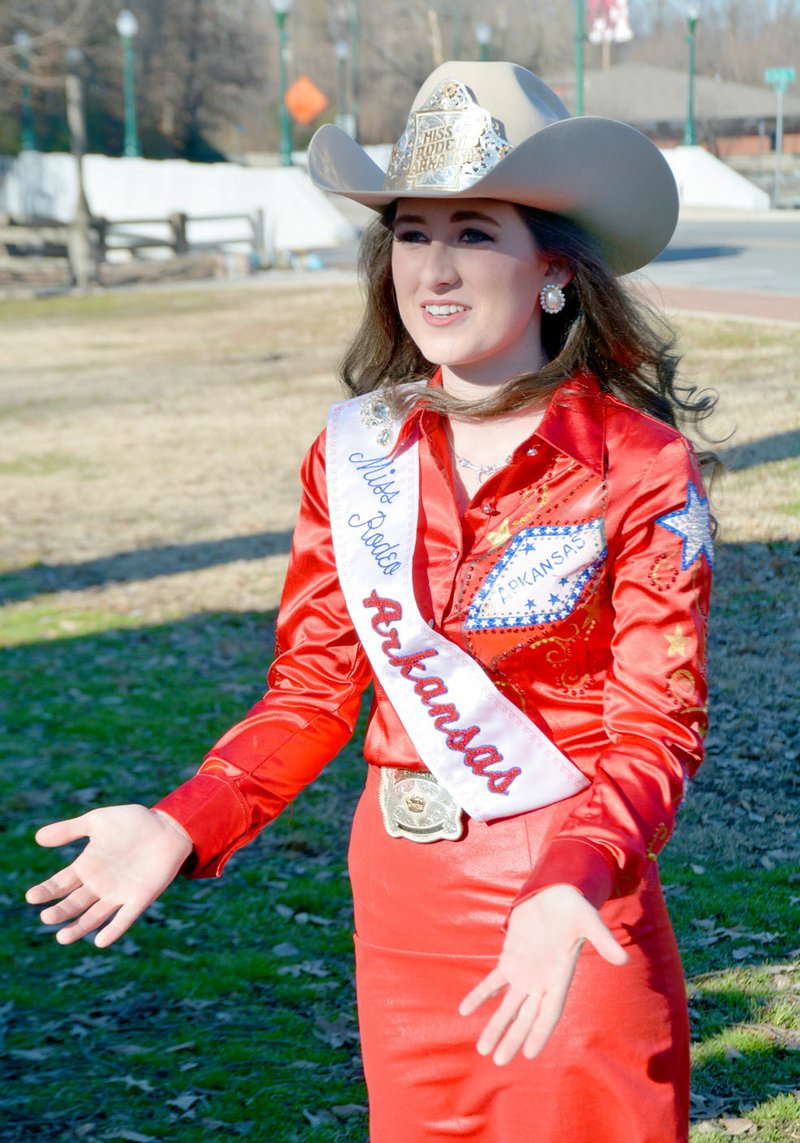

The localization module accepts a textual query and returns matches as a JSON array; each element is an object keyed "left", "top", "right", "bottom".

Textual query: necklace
[{"left": 454, "top": 452, "right": 512, "bottom": 483}]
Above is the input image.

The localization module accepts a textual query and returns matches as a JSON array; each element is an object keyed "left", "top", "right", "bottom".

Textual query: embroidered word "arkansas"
[{"left": 363, "top": 589, "right": 521, "bottom": 796}]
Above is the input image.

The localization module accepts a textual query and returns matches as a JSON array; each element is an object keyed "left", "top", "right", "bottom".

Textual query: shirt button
[{"left": 527, "top": 446, "right": 539, "bottom": 456}]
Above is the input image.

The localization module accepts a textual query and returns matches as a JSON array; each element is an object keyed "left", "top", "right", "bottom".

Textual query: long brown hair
[{"left": 339, "top": 202, "right": 717, "bottom": 443}]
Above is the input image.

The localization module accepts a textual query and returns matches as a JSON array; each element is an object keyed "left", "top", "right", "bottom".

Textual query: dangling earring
[{"left": 539, "top": 283, "right": 566, "bottom": 315}]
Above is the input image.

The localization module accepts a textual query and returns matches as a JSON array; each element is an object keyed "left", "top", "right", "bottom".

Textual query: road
[{"left": 629, "top": 212, "right": 800, "bottom": 322}]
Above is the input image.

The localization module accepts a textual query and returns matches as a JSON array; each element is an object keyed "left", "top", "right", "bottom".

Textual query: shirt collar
[
  {"left": 536, "top": 373, "right": 606, "bottom": 477},
  {"left": 396, "top": 370, "right": 606, "bottom": 478}
]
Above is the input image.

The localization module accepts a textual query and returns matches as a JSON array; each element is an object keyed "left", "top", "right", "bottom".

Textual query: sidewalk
[{"left": 636, "top": 282, "right": 800, "bottom": 325}]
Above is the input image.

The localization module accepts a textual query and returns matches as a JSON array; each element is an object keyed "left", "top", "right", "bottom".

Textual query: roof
[{"left": 550, "top": 62, "right": 800, "bottom": 127}]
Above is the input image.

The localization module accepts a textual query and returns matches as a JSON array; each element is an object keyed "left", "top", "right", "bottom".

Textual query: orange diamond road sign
[{"left": 284, "top": 76, "right": 328, "bottom": 126}]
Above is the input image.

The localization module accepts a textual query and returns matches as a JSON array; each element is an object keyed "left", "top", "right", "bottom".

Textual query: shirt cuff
[
  {"left": 152, "top": 772, "right": 269, "bottom": 880},
  {"left": 513, "top": 837, "right": 617, "bottom": 911}
]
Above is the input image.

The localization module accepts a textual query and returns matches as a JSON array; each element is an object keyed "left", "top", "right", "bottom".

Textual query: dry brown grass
[
  {"left": 676, "top": 315, "right": 800, "bottom": 541},
  {"left": 0, "top": 279, "right": 362, "bottom": 624},
  {"left": 1, "top": 287, "right": 797, "bottom": 594}
]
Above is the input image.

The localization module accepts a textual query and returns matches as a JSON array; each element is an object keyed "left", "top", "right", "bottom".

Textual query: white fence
[{"left": 0, "top": 151, "right": 356, "bottom": 256}]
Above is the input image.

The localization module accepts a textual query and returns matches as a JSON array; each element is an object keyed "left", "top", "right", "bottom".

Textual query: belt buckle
[{"left": 378, "top": 768, "right": 465, "bottom": 843}]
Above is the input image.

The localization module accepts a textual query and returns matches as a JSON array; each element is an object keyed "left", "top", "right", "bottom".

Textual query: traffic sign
[
  {"left": 285, "top": 77, "right": 328, "bottom": 126},
  {"left": 764, "top": 68, "right": 796, "bottom": 205},
  {"left": 764, "top": 66, "right": 796, "bottom": 90}
]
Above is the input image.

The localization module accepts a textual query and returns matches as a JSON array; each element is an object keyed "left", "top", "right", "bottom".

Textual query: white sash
[{"left": 326, "top": 392, "right": 590, "bottom": 822}]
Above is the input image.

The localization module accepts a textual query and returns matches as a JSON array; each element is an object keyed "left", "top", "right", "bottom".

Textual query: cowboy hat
[{"left": 307, "top": 60, "right": 679, "bottom": 276}]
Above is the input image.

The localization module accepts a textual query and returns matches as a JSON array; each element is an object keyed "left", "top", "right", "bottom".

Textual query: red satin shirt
[{"left": 155, "top": 373, "right": 712, "bottom": 910}]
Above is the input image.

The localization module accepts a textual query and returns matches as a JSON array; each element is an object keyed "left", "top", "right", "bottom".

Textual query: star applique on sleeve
[
  {"left": 665, "top": 624, "right": 689, "bottom": 657},
  {"left": 655, "top": 480, "right": 714, "bottom": 571}
]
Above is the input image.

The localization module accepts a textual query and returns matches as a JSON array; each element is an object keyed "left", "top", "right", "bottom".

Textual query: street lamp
[
  {"left": 116, "top": 9, "right": 141, "bottom": 157},
  {"left": 271, "top": 0, "right": 294, "bottom": 166},
  {"left": 683, "top": 6, "right": 700, "bottom": 146},
  {"left": 14, "top": 31, "right": 37, "bottom": 152},
  {"left": 474, "top": 22, "right": 491, "bottom": 62},
  {"left": 335, "top": 39, "right": 351, "bottom": 135}
]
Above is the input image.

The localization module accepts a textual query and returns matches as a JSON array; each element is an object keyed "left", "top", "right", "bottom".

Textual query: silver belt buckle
[{"left": 378, "top": 768, "right": 465, "bottom": 843}]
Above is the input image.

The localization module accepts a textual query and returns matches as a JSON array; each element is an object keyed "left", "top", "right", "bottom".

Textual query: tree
[
  {"left": 131, "top": 0, "right": 265, "bottom": 160},
  {"left": 0, "top": 0, "right": 96, "bottom": 152},
  {"left": 0, "top": 0, "right": 266, "bottom": 159}
]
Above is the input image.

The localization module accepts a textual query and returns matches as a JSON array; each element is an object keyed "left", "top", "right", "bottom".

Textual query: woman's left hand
[{"left": 458, "top": 883, "right": 628, "bottom": 1066}]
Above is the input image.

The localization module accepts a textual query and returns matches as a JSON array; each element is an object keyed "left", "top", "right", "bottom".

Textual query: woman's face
[{"left": 390, "top": 197, "right": 567, "bottom": 392}]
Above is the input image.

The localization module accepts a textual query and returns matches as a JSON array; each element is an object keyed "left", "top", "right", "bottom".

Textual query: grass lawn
[{"left": 0, "top": 281, "right": 798, "bottom": 1141}]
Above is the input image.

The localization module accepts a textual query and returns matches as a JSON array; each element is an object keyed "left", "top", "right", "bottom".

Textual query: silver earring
[{"left": 540, "top": 283, "right": 566, "bottom": 315}]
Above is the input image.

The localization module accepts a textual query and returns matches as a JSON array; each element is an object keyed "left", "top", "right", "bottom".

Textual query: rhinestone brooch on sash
[
  {"left": 385, "top": 80, "right": 513, "bottom": 193},
  {"left": 359, "top": 393, "right": 393, "bottom": 447}
]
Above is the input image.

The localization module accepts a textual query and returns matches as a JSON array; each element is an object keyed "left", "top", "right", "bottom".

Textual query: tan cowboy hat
[{"left": 307, "top": 60, "right": 679, "bottom": 276}]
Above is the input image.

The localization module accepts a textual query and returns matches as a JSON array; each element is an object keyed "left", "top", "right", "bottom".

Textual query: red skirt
[{"left": 348, "top": 765, "right": 690, "bottom": 1143}]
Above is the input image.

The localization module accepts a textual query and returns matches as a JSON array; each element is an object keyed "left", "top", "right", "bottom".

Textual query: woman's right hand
[{"left": 25, "top": 805, "right": 194, "bottom": 948}]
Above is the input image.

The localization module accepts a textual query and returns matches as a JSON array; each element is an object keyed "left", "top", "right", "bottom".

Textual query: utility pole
[
  {"left": 350, "top": 0, "right": 360, "bottom": 142},
  {"left": 65, "top": 48, "right": 97, "bottom": 289},
  {"left": 575, "top": 0, "right": 584, "bottom": 116}
]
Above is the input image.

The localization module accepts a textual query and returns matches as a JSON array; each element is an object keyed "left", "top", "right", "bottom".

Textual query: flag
[{"left": 587, "top": 0, "right": 634, "bottom": 44}]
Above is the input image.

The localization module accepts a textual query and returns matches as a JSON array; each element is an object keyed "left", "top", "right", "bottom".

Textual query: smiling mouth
[{"left": 423, "top": 304, "right": 467, "bottom": 316}]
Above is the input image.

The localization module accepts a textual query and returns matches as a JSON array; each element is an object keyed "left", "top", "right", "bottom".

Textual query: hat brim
[{"left": 308, "top": 117, "right": 678, "bottom": 276}]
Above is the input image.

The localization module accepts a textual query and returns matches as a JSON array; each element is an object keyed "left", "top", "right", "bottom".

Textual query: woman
[{"left": 26, "top": 62, "right": 714, "bottom": 1141}]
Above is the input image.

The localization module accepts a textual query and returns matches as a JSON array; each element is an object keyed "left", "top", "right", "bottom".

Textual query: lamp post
[
  {"left": 14, "top": 31, "right": 37, "bottom": 152},
  {"left": 683, "top": 7, "right": 700, "bottom": 146},
  {"left": 575, "top": 0, "right": 585, "bottom": 116},
  {"left": 474, "top": 22, "right": 491, "bottom": 62},
  {"left": 271, "top": 0, "right": 294, "bottom": 166},
  {"left": 116, "top": 9, "right": 141, "bottom": 157}
]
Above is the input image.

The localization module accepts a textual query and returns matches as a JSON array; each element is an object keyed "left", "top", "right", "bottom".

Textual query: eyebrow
[{"left": 393, "top": 209, "right": 501, "bottom": 226}]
